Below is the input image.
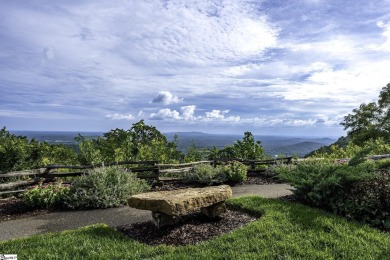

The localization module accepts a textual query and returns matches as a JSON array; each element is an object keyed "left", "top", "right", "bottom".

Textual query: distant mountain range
[
  {"left": 12, "top": 130, "right": 337, "bottom": 158},
  {"left": 165, "top": 132, "right": 336, "bottom": 157}
]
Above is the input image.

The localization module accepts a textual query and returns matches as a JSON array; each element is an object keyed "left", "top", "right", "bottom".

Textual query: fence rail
[{"left": 0, "top": 157, "right": 293, "bottom": 196}]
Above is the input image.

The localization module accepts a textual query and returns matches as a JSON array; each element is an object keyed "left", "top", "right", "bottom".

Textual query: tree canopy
[
  {"left": 342, "top": 83, "right": 390, "bottom": 145},
  {"left": 1, "top": 120, "right": 268, "bottom": 173},
  {"left": 76, "top": 120, "right": 182, "bottom": 164},
  {"left": 0, "top": 127, "right": 78, "bottom": 173},
  {"left": 212, "top": 132, "right": 264, "bottom": 160}
]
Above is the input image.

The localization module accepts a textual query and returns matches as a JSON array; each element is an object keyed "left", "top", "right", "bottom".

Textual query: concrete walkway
[{"left": 0, "top": 184, "right": 293, "bottom": 241}]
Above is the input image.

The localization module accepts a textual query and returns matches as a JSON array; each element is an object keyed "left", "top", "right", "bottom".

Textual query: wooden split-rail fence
[{"left": 0, "top": 157, "right": 293, "bottom": 196}]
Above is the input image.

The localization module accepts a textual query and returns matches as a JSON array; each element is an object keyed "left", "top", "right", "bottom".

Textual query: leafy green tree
[
  {"left": 217, "top": 132, "right": 264, "bottom": 160},
  {"left": 217, "top": 145, "right": 237, "bottom": 159},
  {"left": 234, "top": 131, "right": 264, "bottom": 159},
  {"left": 342, "top": 83, "right": 390, "bottom": 145},
  {"left": 39, "top": 142, "right": 78, "bottom": 166},
  {"left": 207, "top": 146, "right": 220, "bottom": 160},
  {"left": 305, "top": 136, "right": 350, "bottom": 158},
  {"left": 0, "top": 127, "right": 78, "bottom": 172},
  {"left": 129, "top": 120, "right": 182, "bottom": 162},
  {"left": 77, "top": 138, "right": 103, "bottom": 165},
  {"left": 184, "top": 143, "right": 206, "bottom": 162},
  {"left": 308, "top": 138, "right": 390, "bottom": 160},
  {"left": 165, "top": 134, "right": 183, "bottom": 163},
  {"left": 76, "top": 120, "right": 183, "bottom": 164},
  {"left": 0, "top": 127, "right": 31, "bottom": 172}
]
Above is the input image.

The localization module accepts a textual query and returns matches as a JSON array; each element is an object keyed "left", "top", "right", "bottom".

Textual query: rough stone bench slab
[{"left": 127, "top": 185, "right": 232, "bottom": 228}]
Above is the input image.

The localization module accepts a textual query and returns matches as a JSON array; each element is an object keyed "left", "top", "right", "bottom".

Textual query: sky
[{"left": 1, "top": 0, "right": 390, "bottom": 137}]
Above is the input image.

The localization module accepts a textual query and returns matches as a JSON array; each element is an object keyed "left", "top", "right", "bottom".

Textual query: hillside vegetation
[{"left": 0, "top": 122, "right": 266, "bottom": 173}]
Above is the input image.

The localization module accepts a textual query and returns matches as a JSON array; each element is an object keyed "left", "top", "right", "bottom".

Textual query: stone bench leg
[
  {"left": 152, "top": 211, "right": 174, "bottom": 229},
  {"left": 201, "top": 201, "right": 227, "bottom": 218}
]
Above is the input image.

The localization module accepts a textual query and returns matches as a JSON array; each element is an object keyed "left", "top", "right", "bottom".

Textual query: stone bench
[{"left": 127, "top": 185, "right": 232, "bottom": 228}]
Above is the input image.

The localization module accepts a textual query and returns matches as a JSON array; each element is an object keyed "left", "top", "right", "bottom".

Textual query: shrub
[
  {"left": 221, "top": 161, "right": 247, "bottom": 183},
  {"left": 277, "top": 159, "right": 390, "bottom": 230},
  {"left": 23, "top": 182, "right": 70, "bottom": 209},
  {"left": 348, "top": 146, "right": 374, "bottom": 166},
  {"left": 340, "top": 169, "right": 390, "bottom": 230},
  {"left": 64, "top": 166, "right": 150, "bottom": 209},
  {"left": 264, "top": 163, "right": 294, "bottom": 178},
  {"left": 183, "top": 162, "right": 248, "bottom": 184},
  {"left": 277, "top": 160, "right": 375, "bottom": 205},
  {"left": 183, "top": 164, "right": 226, "bottom": 185}
]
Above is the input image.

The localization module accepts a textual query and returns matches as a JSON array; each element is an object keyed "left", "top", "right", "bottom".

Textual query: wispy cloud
[{"left": 105, "top": 113, "right": 134, "bottom": 120}]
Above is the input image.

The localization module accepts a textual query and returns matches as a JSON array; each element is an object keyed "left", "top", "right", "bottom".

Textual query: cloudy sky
[{"left": 1, "top": 0, "right": 390, "bottom": 136}]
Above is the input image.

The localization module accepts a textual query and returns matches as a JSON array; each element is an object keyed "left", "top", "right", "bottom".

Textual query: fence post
[
  {"left": 154, "top": 161, "right": 160, "bottom": 181},
  {"left": 250, "top": 161, "right": 255, "bottom": 171}
]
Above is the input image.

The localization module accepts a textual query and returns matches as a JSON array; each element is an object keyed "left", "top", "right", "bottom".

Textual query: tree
[
  {"left": 0, "top": 127, "right": 78, "bottom": 172},
  {"left": 217, "top": 132, "right": 264, "bottom": 160},
  {"left": 130, "top": 120, "right": 166, "bottom": 146},
  {"left": 342, "top": 83, "right": 390, "bottom": 145},
  {"left": 76, "top": 120, "right": 183, "bottom": 164},
  {"left": 129, "top": 120, "right": 182, "bottom": 162},
  {"left": 184, "top": 143, "right": 206, "bottom": 162},
  {"left": 233, "top": 132, "right": 264, "bottom": 160}
]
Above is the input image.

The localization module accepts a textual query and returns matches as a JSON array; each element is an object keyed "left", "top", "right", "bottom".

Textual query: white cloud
[
  {"left": 148, "top": 106, "right": 241, "bottom": 122},
  {"left": 151, "top": 91, "right": 183, "bottom": 105},
  {"left": 205, "top": 109, "right": 226, "bottom": 120},
  {"left": 149, "top": 108, "right": 181, "bottom": 120},
  {"left": 105, "top": 113, "right": 134, "bottom": 120},
  {"left": 181, "top": 105, "right": 196, "bottom": 120},
  {"left": 198, "top": 109, "right": 240, "bottom": 122}
]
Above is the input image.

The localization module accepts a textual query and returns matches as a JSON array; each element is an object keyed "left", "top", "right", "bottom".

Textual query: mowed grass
[{"left": 1, "top": 197, "right": 389, "bottom": 259}]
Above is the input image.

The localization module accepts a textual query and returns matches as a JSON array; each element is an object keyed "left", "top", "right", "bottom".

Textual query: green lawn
[{"left": 1, "top": 197, "right": 389, "bottom": 259}]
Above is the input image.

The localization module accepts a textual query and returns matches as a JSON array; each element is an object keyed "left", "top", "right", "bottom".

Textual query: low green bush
[
  {"left": 183, "top": 162, "right": 248, "bottom": 185},
  {"left": 221, "top": 161, "right": 247, "bottom": 183},
  {"left": 276, "top": 160, "right": 375, "bottom": 205},
  {"left": 340, "top": 169, "right": 390, "bottom": 229},
  {"left": 64, "top": 166, "right": 150, "bottom": 209},
  {"left": 264, "top": 163, "right": 294, "bottom": 178},
  {"left": 23, "top": 182, "right": 70, "bottom": 209},
  {"left": 276, "top": 159, "right": 390, "bottom": 230},
  {"left": 183, "top": 164, "right": 226, "bottom": 185}
]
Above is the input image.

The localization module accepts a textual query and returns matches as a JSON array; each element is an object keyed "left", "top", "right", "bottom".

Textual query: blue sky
[{"left": 1, "top": 0, "right": 390, "bottom": 137}]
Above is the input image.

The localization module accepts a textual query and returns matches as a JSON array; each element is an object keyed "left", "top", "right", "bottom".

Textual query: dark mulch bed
[
  {"left": 152, "top": 181, "right": 205, "bottom": 191},
  {"left": 116, "top": 208, "right": 260, "bottom": 246},
  {"left": 0, "top": 197, "right": 49, "bottom": 222},
  {"left": 241, "top": 175, "right": 284, "bottom": 185}
]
